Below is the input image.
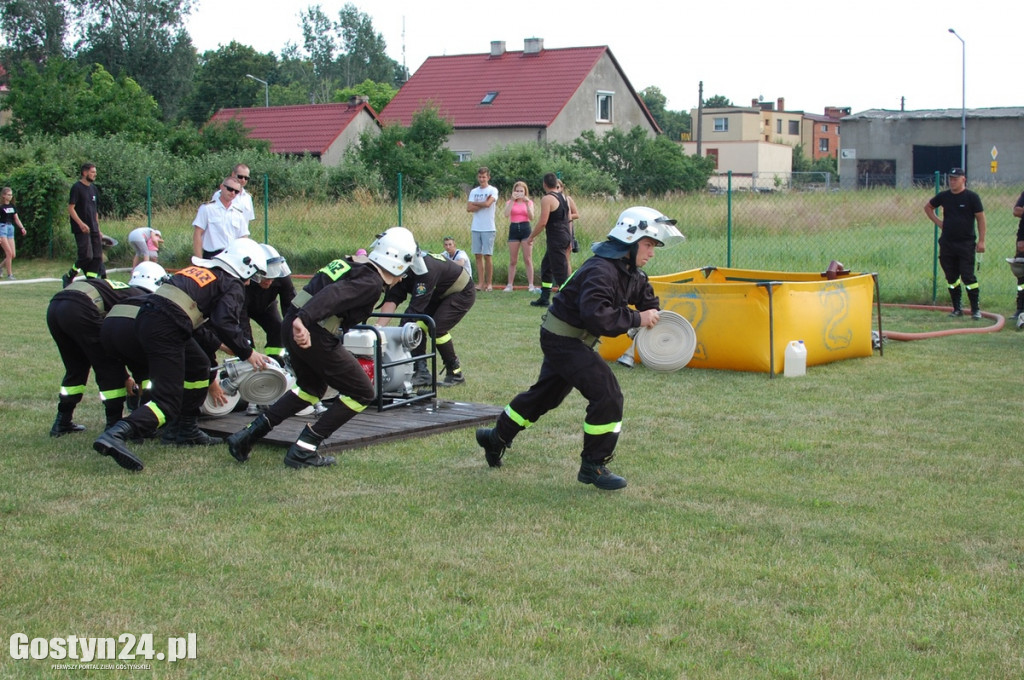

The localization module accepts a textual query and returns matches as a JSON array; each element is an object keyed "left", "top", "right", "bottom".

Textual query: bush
[{"left": 1, "top": 163, "right": 74, "bottom": 258}]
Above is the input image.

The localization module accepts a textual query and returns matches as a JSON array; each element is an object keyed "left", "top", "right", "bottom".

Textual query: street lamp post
[
  {"left": 948, "top": 29, "right": 966, "bottom": 170},
  {"left": 246, "top": 74, "right": 269, "bottom": 108}
]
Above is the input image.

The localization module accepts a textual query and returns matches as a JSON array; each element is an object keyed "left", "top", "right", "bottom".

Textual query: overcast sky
[{"left": 185, "top": 0, "right": 1016, "bottom": 116}]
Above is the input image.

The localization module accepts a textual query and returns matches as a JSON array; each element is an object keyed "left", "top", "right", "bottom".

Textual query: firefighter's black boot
[
  {"left": 226, "top": 414, "right": 272, "bottom": 462},
  {"left": 577, "top": 456, "right": 627, "bottom": 490},
  {"left": 529, "top": 287, "right": 550, "bottom": 307},
  {"left": 411, "top": 360, "right": 432, "bottom": 386},
  {"left": 967, "top": 288, "right": 981, "bottom": 320},
  {"left": 172, "top": 416, "right": 223, "bottom": 446},
  {"left": 93, "top": 421, "right": 144, "bottom": 471},
  {"left": 284, "top": 424, "right": 335, "bottom": 469},
  {"left": 475, "top": 427, "right": 510, "bottom": 468},
  {"left": 160, "top": 418, "right": 179, "bottom": 444},
  {"left": 50, "top": 411, "right": 86, "bottom": 438},
  {"left": 948, "top": 286, "right": 963, "bottom": 317}
]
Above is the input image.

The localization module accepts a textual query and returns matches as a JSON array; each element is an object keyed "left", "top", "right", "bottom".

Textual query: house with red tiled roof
[
  {"left": 208, "top": 97, "right": 381, "bottom": 165},
  {"left": 381, "top": 39, "right": 659, "bottom": 161}
]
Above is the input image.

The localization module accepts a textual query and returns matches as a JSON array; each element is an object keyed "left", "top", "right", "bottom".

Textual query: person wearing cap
[
  {"left": 127, "top": 226, "right": 164, "bottom": 268},
  {"left": 476, "top": 206, "right": 685, "bottom": 490},
  {"left": 925, "top": 168, "right": 986, "bottom": 319}
]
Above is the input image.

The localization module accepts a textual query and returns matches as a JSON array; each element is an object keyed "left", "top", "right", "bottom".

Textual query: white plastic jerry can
[{"left": 784, "top": 340, "right": 807, "bottom": 377}]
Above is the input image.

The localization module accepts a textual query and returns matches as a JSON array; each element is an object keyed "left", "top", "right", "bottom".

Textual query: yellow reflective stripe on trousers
[
  {"left": 60, "top": 385, "right": 87, "bottom": 397},
  {"left": 437, "top": 332, "right": 452, "bottom": 345},
  {"left": 295, "top": 387, "right": 320, "bottom": 405},
  {"left": 265, "top": 347, "right": 284, "bottom": 356},
  {"left": 503, "top": 404, "right": 533, "bottom": 428},
  {"left": 99, "top": 387, "right": 128, "bottom": 401},
  {"left": 583, "top": 421, "right": 622, "bottom": 436},
  {"left": 340, "top": 395, "right": 366, "bottom": 413},
  {"left": 145, "top": 401, "right": 167, "bottom": 427},
  {"left": 948, "top": 278, "right": 962, "bottom": 289},
  {"left": 183, "top": 378, "right": 210, "bottom": 390},
  {"left": 965, "top": 281, "right": 979, "bottom": 291}
]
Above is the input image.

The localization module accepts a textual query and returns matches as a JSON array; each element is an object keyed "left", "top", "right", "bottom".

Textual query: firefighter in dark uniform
[
  {"left": 102, "top": 291, "right": 226, "bottom": 435},
  {"left": 226, "top": 227, "right": 426, "bottom": 469},
  {"left": 45, "top": 263, "right": 164, "bottom": 437},
  {"left": 528, "top": 172, "right": 573, "bottom": 308},
  {"left": 477, "top": 207, "right": 685, "bottom": 490},
  {"left": 93, "top": 238, "right": 271, "bottom": 471},
  {"left": 377, "top": 251, "right": 475, "bottom": 386},
  {"left": 242, "top": 244, "right": 296, "bottom": 365}
]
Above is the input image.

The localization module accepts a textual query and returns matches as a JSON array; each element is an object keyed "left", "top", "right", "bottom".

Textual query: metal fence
[{"left": 112, "top": 173, "right": 1022, "bottom": 313}]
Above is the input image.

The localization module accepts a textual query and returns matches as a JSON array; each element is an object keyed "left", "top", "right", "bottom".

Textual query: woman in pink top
[{"left": 502, "top": 181, "right": 537, "bottom": 292}]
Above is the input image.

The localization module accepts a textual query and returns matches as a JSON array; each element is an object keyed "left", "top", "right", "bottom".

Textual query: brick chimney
[
  {"left": 490, "top": 41, "right": 506, "bottom": 57},
  {"left": 777, "top": 97, "right": 785, "bottom": 111}
]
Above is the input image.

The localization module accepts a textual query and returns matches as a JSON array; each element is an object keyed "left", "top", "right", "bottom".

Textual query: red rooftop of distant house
[
  {"left": 382, "top": 45, "right": 654, "bottom": 130},
  {"left": 209, "top": 101, "right": 379, "bottom": 155}
]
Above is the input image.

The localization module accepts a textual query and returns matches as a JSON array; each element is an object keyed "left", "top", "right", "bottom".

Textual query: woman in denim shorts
[
  {"left": 0, "top": 187, "right": 27, "bottom": 280},
  {"left": 502, "top": 181, "right": 537, "bottom": 292}
]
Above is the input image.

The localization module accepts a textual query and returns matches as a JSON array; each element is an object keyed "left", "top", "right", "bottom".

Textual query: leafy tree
[
  {"left": 299, "top": 2, "right": 404, "bottom": 101},
  {"left": 0, "top": 0, "right": 70, "bottom": 64},
  {"left": 357, "top": 106, "right": 457, "bottom": 201},
  {"left": 337, "top": 3, "right": 400, "bottom": 86},
  {"left": 74, "top": 0, "right": 197, "bottom": 121},
  {"left": 333, "top": 78, "right": 396, "bottom": 112},
  {"left": 184, "top": 42, "right": 278, "bottom": 123},
  {"left": 640, "top": 86, "right": 691, "bottom": 142},
  {"left": 703, "top": 94, "right": 733, "bottom": 108},
  {"left": 559, "top": 126, "right": 713, "bottom": 195},
  {"left": 1, "top": 58, "right": 161, "bottom": 142}
]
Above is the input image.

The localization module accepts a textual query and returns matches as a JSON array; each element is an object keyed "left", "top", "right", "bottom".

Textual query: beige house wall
[
  {"left": 683, "top": 140, "right": 792, "bottom": 190},
  {"left": 321, "top": 110, "right": 380, "bottom": 166}
]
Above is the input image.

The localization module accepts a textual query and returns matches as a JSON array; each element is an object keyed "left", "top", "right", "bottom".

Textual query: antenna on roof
[{"left": 401, "top": 16, "right": 407, "bottom": 83}]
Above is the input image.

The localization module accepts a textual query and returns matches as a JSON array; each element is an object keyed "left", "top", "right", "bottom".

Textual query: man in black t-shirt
[
  {"left": 925, "top": 167, "right": 987, "bottom": 319},
  {"left": 65, "top": 163, "right": 103, "bottom": 286}
]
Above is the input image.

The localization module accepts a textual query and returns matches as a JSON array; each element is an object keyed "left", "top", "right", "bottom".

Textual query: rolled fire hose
[{"left": 633, "top": 310, "right": 697, "bottom": 372}]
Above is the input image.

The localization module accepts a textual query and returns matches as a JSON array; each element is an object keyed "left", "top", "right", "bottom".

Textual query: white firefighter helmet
[
  {"left": 212, "top": 238, "right": 268, "bottom": 280},
  {"left": 367, "top": 227, "right": 427, "bottom": 276},
  {"left": 260, "top": 243, "right": 291, "bottom": 278},
  {"left": 609, "top": 207, "right": 686, "bottom": 247},
  {"left": 128, "top": 261, "right": 168, "bottom": 292},
  {"left": 1006, "top": 257, "right": 1024, "bottom": 279}
]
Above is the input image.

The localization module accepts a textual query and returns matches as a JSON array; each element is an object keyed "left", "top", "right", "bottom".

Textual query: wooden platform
[{"left": 200, "top": 399, "right": 502, "bottom": 452}]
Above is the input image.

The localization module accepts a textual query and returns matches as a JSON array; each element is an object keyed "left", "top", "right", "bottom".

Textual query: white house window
[
  {"left": 455, "top": 151, "right": 472, "bottom": 163},
  {"left": 819, "top": 138, "right": 829, "bottom": 153},
  {"left": 480, "top": 91, "right": 498, "bottom": 105},
  {"left": 821, "top": 124, "right": 828, "bottom": 132},
  {"left": 596, "top": 91, "right": 613, "bottom": 122},
  {"left": 713, "top": 117, "right": 729, "bottom": 132}
]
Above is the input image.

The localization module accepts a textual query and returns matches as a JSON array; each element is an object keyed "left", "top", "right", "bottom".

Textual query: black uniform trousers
[
  {"left": 413, "top": 286, "right": 476, "bottom": 371},
  {"left": 939, "top": 240, "right": 979, "bottom": 309},
  {"left": 264, "top": 314, "right": 376, "bottom": 438},
  {"left": 495, "top": 329, "right": 624, "bottom": 463},
  {"left": 121, "top": 304, "right": 211, "bottom": 435},
  {"left": 46, "top": 297, "right": 129, "bottom": 424},
  {"left": 538, "top": 225, "right": 572, "bottom": 290},
  {"left": 249, "top": 304, "right": 285, "bottom": 360}
]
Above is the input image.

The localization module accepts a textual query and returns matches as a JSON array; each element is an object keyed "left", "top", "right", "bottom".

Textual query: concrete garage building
[{"left": 838, "top": 107, "right": 1024, "bottom": 189}]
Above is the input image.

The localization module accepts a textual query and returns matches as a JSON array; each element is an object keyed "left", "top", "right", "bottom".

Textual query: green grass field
[{"left": 1, "top": 255, "right": 1023, "bottom": 678}]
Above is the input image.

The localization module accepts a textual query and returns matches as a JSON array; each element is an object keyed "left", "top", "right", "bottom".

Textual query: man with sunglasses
[
  {"left": 212, "top": 164, "right": 256, "bottom": 226},
  {"left": 193, "top": 176, "right": 250, "bottom": 258}
]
